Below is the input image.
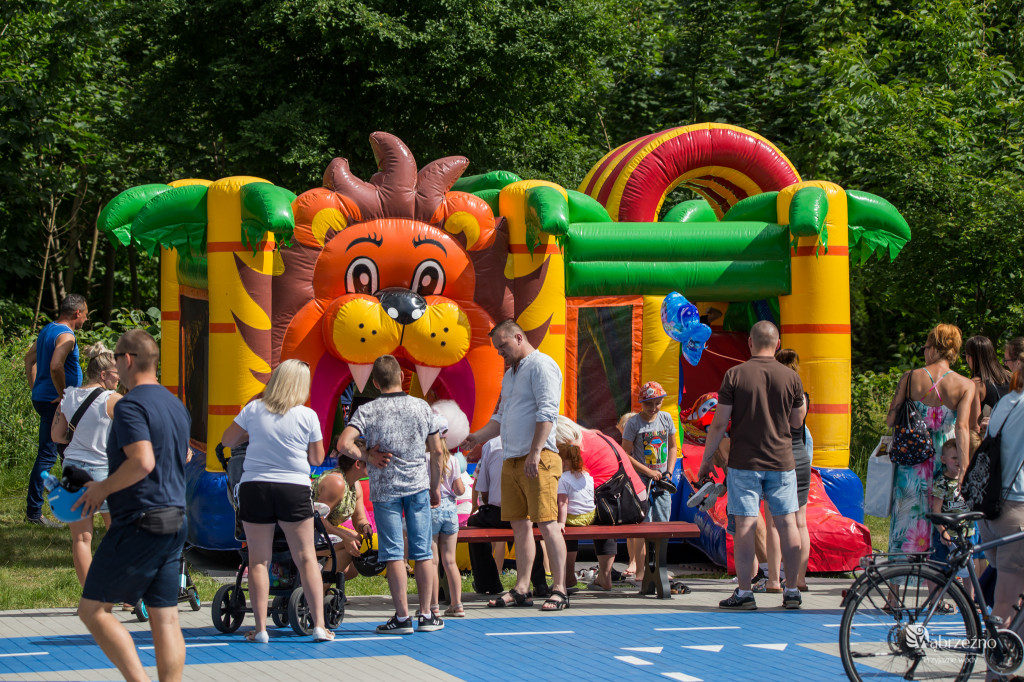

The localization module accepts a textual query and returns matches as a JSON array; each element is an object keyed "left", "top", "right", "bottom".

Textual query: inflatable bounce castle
[{"left": 97, "top": 124, "right": 910, "bottom": 571}]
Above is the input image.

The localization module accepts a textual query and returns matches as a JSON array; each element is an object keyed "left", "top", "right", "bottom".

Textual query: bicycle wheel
[{"left": 839, "top": 563, "right": 979, "bottom": 682}]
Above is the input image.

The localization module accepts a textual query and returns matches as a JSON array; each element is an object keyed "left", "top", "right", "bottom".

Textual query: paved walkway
[{"left": 0, "top": 578, "right": 989, "bottom": 681}]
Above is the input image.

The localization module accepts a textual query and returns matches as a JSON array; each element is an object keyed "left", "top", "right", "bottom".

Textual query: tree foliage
[{"left": 1, "top": 0, "right": 1021, "bottom": 369}]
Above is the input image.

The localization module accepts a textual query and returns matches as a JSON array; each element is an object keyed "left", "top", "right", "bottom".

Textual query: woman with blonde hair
[
  {"left": 885, "top": 324, "right": 975, "bottom": 559},
  {"left": 221, "top": 359, "right": 330, "bottom": 643},
  {"left": 556, "top": 416, "right": 647, "bottom": 591},
  {"left": 51, "top": 343, "right": 121, "bottom": 587}
]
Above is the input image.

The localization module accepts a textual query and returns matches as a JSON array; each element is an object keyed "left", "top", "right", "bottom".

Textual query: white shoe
[{"left": 244, "top": 630, "right": 269, "bottom": 644}]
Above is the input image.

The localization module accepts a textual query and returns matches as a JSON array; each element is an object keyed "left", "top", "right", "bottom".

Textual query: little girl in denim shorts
[{"left": 428, "top": 413, "right": 468, "bottom": 618}]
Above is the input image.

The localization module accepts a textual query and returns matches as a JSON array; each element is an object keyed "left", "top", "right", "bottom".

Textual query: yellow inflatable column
[
  {"left": 204, "top": 176, "right": 276, "bottom": 470},
  {"left": 499, "top": 180, "right": 568, "bottom": 411},
  {"left": 641, "top": 296, "right": 680, "bottom": 427},
  {"left": 161, "top": 178, "right": 210, "bottom": 400},
  {"left": 159, "top": 247, "right": 180, "bottom": 397},
  {"left": 777, "top": 181, "right": 851, "bottom": 468}
]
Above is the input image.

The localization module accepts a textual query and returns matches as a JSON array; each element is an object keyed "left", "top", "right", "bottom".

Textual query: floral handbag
[{"left": 890, "top": 371, "right": 936, "bottom": 466}]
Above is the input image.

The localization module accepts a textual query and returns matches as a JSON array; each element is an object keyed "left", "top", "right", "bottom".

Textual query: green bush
[
  {"left": 850, "top": 368, "right": 903, "bottom": 481},
  {"left": 0, "top": 339, "right": 38, "bottom": 474}
]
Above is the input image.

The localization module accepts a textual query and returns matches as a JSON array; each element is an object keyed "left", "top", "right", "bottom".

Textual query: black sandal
[
  {"left": 488, "top": 589, "right": 533, "bottom": 608},
  {"left": 541, "top": 590, "right": 569, "bottom": 611}
]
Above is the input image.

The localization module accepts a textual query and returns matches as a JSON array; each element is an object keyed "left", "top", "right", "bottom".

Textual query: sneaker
[
  {"left": 719, "top": 589, "right": 757, "bottom": 610},
  {"left": 26, "top": 515, "right": 62, "bottom": 529},
  {"left": 376, "top": 615, "right": 414, "bottom": 635},
  {"left": 783, "top": 589, "right": 802, "bottom": 610},
  {"left": 417, "top": 613, "right": 444, "bottom": 632}
]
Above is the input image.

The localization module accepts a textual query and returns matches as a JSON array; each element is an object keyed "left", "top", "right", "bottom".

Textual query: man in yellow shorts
[{"left": 462, "top": 320, "right": 568, "bottom": 610}]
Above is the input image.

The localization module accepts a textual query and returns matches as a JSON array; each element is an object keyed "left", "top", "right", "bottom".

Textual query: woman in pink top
[{"left": 555, "top": 417, "right": 647, "bottom": 591}]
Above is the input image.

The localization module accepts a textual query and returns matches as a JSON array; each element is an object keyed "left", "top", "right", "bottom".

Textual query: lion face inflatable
[{"left": 270, "top": 133, "right": 508, "bottom": 436}]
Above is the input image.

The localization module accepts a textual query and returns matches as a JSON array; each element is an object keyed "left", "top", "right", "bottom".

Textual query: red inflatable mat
[{"left": 680, "top": 444, "right": 871, "bottom": 573}]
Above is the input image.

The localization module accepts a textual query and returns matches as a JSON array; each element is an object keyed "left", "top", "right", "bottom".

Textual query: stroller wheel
[
  {"left": 211, "top": 584, "right": 244, "bottom": 633},
  {"left": 186, "top": 587, "right": 201, "bottom": 612},
  {"left": 288, "top": 587, "right": 313, "bottom": 636},
  {"left": 324, "top": 587, "right": 345, "bottom": 629},
  {"left": 271, "top": 596, "right": 289, "bottom": 628},
  {"left": 134, "top": 599, "right": 149, "bottom": 623}
]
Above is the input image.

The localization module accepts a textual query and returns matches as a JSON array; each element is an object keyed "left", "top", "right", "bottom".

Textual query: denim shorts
[
  {"left": 82, "top": 522, "right": 186, "bottom": 608},
  {"left": 65, "top": 460, "right": 109, "bottom": 515},
  {"left": 643, "top": 480, "right": 673, "bottom": 522},
  {"left": 726, "top": 468, "right": 798, "bottom": 517},
  {"left": 374, "top": 489, "right": 433, "bottom": 562},
  {"left": 431, "top": 498, "right": 459, "bottom": 536}
]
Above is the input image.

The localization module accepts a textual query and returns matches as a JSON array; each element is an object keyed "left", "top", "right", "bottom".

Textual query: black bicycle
[{"left": 839, "top": 510, "right": 1024, "bottom": 681}]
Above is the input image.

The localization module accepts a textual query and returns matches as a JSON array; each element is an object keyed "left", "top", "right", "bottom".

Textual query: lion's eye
[
  {"left": 411, "top": 259, "right": 445, "bottom": 296},
  {"left": 345, "top": 257, "right": 379, "bottom": 295}
]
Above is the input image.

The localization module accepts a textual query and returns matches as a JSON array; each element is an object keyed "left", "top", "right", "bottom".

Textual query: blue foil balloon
[{"left": 661, "top": 292, "right": 712, "bottom": 366}]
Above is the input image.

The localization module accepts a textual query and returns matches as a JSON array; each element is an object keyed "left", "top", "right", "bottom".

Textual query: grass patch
[{"left": 864, "top": 515, "right": 890, "bottom": 553}]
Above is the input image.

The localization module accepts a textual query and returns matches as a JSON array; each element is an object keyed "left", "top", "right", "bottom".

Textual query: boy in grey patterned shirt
[{"left": 338, "top": 355, "right": 445, "bottom": 634}]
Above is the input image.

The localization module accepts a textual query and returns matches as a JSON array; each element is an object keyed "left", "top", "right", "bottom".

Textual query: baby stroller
[{"left": 210, "top": 443, "right": 345, "bottom": 636}]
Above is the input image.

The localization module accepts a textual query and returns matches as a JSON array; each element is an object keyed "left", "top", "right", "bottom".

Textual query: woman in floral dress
[{"left": 886, "top": 324, "right": 976, "bottom": 556}]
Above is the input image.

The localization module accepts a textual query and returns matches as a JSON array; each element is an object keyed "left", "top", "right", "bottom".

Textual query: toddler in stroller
[{"left": 211, "top": 443, "right": 345, "bottom": 637}]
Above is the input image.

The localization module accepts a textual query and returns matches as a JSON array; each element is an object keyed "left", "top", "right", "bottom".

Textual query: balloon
[{"left": 661, "top": 291, "right": 712, "bottom": 366}]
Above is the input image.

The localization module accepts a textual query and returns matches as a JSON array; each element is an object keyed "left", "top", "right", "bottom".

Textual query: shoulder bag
[
  {"left": 890, "top": 371, "right": 936, "bottom": 466},
  {"left": 962, "top": 398, "right": 1024, "bottom": 520},
  {"left": 593, "top": 433, "right": 646, "bottom": 526}
]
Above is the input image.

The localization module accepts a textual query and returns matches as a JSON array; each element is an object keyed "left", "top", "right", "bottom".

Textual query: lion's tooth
[
  {"left": 414, "top": 364, "right": 442, "bottom": 395},
  {"left": 348, "top": 363, "right": 373, "bottom": 392}
]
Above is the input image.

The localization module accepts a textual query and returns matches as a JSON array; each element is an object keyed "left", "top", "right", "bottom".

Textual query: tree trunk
[
  {"left": 84, "top": 222, "right": 100, "bottom": 298},
  {"left": 100, "top": 242, "right": 115, "bottom": 323}
]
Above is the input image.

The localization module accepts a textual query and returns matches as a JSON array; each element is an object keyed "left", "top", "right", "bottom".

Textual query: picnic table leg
[{"left": 640, "top": 538, "right": 671, "bottom": 599}]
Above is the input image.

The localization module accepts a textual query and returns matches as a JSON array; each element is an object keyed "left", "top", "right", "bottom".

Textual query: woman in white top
[
  {"left": 221, "top": 359, "right": 330, "bottom": 643},
  {"left": 50, "top": 343, "right": 121, "bottom": 587}
]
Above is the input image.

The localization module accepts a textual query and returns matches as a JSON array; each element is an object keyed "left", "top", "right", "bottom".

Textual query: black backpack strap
[{"left": 67, "top": 388, "right": 105, "bottom": 436}]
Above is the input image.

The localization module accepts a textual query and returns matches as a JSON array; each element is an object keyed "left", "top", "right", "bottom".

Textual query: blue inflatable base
[{"left": 817, "top": 467, "right": 864, "bottom": 523}]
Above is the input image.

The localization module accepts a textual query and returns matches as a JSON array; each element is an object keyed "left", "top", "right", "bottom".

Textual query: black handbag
[
  {"left": 963, "top": 398, "right": 1024, "bottom": 520},
  {"left": 890, "top": 371, "right": 936, "bottom": 466},
  {"left": 593, "top": 433, "right": 645, "bottom": 526}
]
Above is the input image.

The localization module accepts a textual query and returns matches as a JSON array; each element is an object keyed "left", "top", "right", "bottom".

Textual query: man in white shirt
[{"left": 462, "top": 320, "right": 568, "bottom": 610}]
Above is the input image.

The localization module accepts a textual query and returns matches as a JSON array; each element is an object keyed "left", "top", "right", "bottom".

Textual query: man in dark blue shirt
[
  {"left": 75, "top": 329, "right": 190, "bottom": 682},
  {"left": 23, "top": 294, "right": 87, "bottom": 526}
]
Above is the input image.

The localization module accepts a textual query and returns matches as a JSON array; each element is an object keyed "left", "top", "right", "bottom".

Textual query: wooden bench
[{"left": 439, "top": 521, "right": 699, "bottom": 602}]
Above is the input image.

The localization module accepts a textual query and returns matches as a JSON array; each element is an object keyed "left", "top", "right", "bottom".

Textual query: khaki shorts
[
  {"left": 500, "top": 450, "right": 562, "bottom": 523},
  {"left": 978, "top": 499, "right": 1024, "bottom": 572}
]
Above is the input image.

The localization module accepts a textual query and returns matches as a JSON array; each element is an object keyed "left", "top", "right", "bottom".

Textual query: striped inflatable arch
[{"left": 579, "top": 123, "right": 801, "bottom": 220}]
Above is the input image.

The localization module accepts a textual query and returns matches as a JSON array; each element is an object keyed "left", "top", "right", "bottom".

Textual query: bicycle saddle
[{"left": 925, "top": 510, "right": 985, "bottom": 526}]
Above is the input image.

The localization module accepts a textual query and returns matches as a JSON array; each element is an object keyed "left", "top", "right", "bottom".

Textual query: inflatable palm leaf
[
  {"left": 846, "top": 190, "right": 911, "bottom": 263},
  {"left": 97, "top": 182, "right": 296, "bottom": 256}
]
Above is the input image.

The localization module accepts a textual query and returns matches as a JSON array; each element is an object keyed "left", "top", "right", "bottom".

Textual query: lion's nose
[{"left": 375, "top": 287, "right": 427, "bottom": 326}]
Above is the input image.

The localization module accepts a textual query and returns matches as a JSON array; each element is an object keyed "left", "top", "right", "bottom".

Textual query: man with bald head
[
  {"left": 75, "top": 329, "right": 191, "bottom": 681},
  {"left": 698, "top": 320, "right": 806, "bottom": 610}
]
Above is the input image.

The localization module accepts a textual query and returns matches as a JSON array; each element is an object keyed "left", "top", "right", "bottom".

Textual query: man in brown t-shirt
[{"left": 698, "top": 321, "right": 807, "bottom": 610}]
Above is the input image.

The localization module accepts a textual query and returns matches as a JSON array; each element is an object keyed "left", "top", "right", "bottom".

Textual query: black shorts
[
  {"left": 565, "top": 538, "right": 616, "bottom": 554},
  {"left": 82, "top": 522, "right": 186, "bottom": 608},
  {"left": 238, "top": 481, "right": 313, "bottom": 524}
]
